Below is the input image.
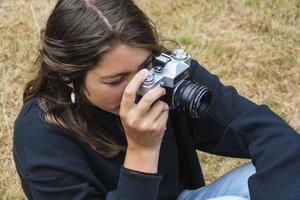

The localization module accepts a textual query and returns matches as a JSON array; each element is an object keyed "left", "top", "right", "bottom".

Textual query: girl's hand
[{"left": 119, "top": 68, "right": 169, "bottom": 152}]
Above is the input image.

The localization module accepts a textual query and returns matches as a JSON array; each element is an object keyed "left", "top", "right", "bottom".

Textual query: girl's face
[{"left": 84, "top": 44, "right": 153, "bottom": 115}]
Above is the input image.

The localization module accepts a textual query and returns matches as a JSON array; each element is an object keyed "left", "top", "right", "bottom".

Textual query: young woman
[{"left": 13, "top": 0, "right": 300, "bottom": 199}]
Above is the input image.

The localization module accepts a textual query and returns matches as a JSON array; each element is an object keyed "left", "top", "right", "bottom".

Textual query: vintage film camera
[{"left": 137, "top": 49, "right": 211, "bottom": 118}]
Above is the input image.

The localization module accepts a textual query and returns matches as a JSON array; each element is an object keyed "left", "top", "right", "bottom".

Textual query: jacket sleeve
[
  {"left": 18, "top": 165, "right": 162, "bottom": 200},
  {"left": 107, "top": 167, "right": 162, "bottom": 200},
  {"left": 13, "top": 104, "right": 162, "bottom": 200},
  {"left": 184, "top": 59, "right": 300, "bottom": 199}
]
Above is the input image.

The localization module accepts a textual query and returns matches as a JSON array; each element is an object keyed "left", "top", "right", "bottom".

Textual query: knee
[
  {"left": 238, "top": 162, "right": 256, "bottom": 198},
  {"left": 242, "top": 162, "right": 256, "bottom": 176}
]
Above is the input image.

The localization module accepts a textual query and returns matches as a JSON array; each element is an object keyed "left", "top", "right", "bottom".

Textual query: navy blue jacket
[{"left": 13, "top": 60, "right": 300, "bottom": 199}]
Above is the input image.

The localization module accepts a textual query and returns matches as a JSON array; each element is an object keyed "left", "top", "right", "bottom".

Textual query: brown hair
[{"left": 24, "top": 0, "right": 171, "bottom": 157}]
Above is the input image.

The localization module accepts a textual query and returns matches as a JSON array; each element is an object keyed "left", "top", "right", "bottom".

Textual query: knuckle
[
  {"left": 157, "top": 100, "right": 165, "bottom": 106},
  {"left": 123, "top": 88, "right": 133, "bottom": 97},
  {"left": 149, "top": 123, "right": 158, "bottom": 132},
  {"left": 127, "top": 118, "right": 136, "bottom": 128},
  {"left": 141, "top": 122, "right": 149, "bottom": 131},
  {"left": 130, "top": 118, "right": 143, "bottom": 130},
  {"left": 164, "top": 103, "right": 169, "bottom": 110},
  {"left": 161, "top": 101, "right": 169, "bottom": 108},
  {"left": 157, "top": 100, "right": 167, "bottom": 108},
  {"left": 142, "top": 95, "right": 152, "bottom": 103}
]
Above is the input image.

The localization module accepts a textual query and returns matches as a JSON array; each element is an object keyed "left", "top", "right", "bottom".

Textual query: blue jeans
[{"left": 176, "top": 162, "right": 256, "bottom": 200}]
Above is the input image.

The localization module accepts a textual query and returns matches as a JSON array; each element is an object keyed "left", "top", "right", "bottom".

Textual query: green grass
[{"left": 1, "top": 0, "right": 299, "bottom": 199}]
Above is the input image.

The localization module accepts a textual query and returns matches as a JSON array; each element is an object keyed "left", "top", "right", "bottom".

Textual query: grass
[{"left": 0, "top": 0, "right": 299, "bottom": 199}]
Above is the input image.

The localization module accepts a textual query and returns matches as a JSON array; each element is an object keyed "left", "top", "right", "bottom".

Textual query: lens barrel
[{"left": 172, "top": 80, "right": 211, "bottom": 118}]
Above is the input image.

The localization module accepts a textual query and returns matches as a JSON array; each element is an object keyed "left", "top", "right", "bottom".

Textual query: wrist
[{"left": 124, "top": 145, "right": 161, "bottom": 173}]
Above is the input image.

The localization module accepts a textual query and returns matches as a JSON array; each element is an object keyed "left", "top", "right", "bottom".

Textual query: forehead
[{"left": 92, "top": 44, "right": 151, "bottom": 76}]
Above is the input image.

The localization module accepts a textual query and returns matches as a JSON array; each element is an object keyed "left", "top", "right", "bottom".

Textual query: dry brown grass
[{"left": 1, "top": 0, "right": 299, "bottom": 199}]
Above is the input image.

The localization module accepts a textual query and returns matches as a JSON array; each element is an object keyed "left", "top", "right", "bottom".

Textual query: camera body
[
  {"left": 137, "top": 49, "right": 192, "bottom": 96},
  {"left": 137, "top": 49, "right": 211, "bottom": 118}
]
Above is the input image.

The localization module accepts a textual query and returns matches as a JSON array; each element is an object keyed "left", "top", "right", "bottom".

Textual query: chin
[
  {"left": 112, "top": 105, "right": 120, "bottom": 115},
  {"left": 111, "top": 110, "right": 119, "bottom": 115},
  {"left": 105, "top": 105, "right": 120, "bottom": 116}
]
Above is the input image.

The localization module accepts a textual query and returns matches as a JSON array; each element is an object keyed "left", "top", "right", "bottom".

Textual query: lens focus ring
[{"left": 172, "top": 80, "right": 211, "bottom": 118}]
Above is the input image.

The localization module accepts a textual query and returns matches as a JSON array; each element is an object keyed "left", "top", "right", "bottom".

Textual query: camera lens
[{"left": 172, "top": 80, "right": 211, "bottom": 118}]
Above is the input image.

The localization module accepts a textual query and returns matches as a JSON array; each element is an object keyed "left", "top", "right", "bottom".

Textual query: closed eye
[
  {"left": 107, "top": 77, "right": 127, "bottom": 85},
  {"left": 106, "top": 60, "right": 153, "bottom": 86}
]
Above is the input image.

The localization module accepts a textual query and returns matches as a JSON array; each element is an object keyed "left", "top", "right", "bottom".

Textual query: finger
[
  {"left": 152, "top": 108, "right": 169, "bottom": 134},
  {"left": 120, "top": 69, "right": 149, "bottom": 113},
  {"left": 145, "top": 101, "right": 169, "bottom": 123},
  {"left": 135, "top": 85, "right": 166, "bottom": 115}
]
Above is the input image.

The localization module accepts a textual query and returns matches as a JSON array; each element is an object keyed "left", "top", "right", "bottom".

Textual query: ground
[{"left": 0, "top": 0, "right": 299, "bottom": 199}]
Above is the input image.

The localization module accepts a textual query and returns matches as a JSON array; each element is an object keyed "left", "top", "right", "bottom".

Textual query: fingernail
[{"left": 140, "top": 69, "right": 149, "bottom": 76}]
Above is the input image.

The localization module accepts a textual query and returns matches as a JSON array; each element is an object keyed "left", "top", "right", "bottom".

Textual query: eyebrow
[{"left": 101, "top": 54, "right": 153, "bottom": 80}]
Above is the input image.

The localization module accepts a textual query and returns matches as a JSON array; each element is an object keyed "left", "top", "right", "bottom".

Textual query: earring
[{"left": 70, "top": 90, "right": 76, "bottom": 104}]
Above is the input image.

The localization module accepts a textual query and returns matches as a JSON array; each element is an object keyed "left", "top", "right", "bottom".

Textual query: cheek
[
  {"left": 112, "top": 80, "right": 130, "bottom": 102},
  {"left": 104, "top": 78, "right": 133, "bottom": 106},
  {"left": 83, "top": 71, "right": 136, "bottom": 112}
]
